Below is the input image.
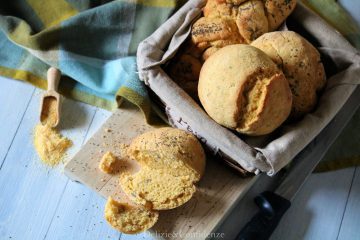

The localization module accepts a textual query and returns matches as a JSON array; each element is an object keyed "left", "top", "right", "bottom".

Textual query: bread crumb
[
  {"left": 99, "top": 151, "right": 118, "bottom": 174},
  {"left": 33, "top": 124, "right": 72, "bottom": 166},
  {"left": 120, "top": 168, "right": 196, "bottom": 210}
]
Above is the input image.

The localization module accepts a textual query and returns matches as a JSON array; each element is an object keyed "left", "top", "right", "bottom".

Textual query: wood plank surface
[
  {"left": 0, "top": 78, "right": 358, "bottom": 240},
  {"left": 64, "top": 102, "right": 256, "bottom": 240},
  {"left": 0, "top": 77, "right": 35, "bottom": 167},
  {"left": 337, "top": 167, "right": 360, "bottom": 240},
  {"left": 0, "top": 83, "right": 99, "bottom": 239},
  {"left": 44, "top": 109, "right": 122, "bottom": 240},
  {"left": 214, "top": 173, "right": 281, "bottom": 240},
  {"left": 271, "top": 168, "right": 355, "bottom": 240},
  {"left": 1, "top": 79, "right": 357, "bottom": 240}
]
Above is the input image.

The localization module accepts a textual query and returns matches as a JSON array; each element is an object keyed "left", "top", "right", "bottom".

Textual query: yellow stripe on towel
[
  {"left": 0, "top": 66, "right": 117, "bottom": 111},
  {"left": 27, "top": 0, "right": 78, "bottom": 28},
  {"left": 0, "top": 66, "right": 47, "bottom": 89}
]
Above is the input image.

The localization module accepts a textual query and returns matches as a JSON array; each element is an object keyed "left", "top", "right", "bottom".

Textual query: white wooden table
[
  {"left": 1, "top": 72, "right": 359, "bottom": 240},
  {"left": 0, "top": 1, "right": 359, "bottom": 239}
]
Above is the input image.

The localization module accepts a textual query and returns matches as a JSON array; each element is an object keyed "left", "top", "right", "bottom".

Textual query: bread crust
[
  {"left": 128, "top": 127, "right": 206, "bottom": 179},
  {"left": 193, "top": 0, "right": 296, "bottom": 59},
  {"left": 251, "top": 31, "right": 326, "bottom": 118},
  {"left": 264, "top": 0, "right": 297, "bottom": 31},
  {"left": 191, "top": 16, "right": 245, "bottom": 56},
  {"left": 198, "top": 44, "right": 292, "bottom": 135},
  {"left": 236, "top": 0, "right": 269, "bottom": 43}
]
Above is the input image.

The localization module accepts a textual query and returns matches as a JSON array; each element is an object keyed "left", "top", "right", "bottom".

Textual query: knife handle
[{"left": 236, "top": 191, "right": 291, "bottom": 240}]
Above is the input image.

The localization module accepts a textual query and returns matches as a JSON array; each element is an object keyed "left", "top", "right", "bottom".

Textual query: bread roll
[
  {"left": 192, "top": 0, "right": 296, "bottom": 59},
  {"left": 264, "top": 0, "right": 297, "bottom": 30},
  {"left": 120, "top": 127, "right": 206, "bottom": 210},
  {"left": 191, "top": 17, "right": 245, "bottom": 50},
  {"left": 104, "top": 197, "right": 159, "bottom": 234},
  {"left": 204, "top": 0, "right": 296, "bottom": 32},
  {"left": 251, "top": 31, "right": 326, "bottom": 118},
  {"left": 236, "top": 0, "right": 269, "bottom": 43},
  {"left": 198, "top": 44, "right": 292, "bottom": 136}
]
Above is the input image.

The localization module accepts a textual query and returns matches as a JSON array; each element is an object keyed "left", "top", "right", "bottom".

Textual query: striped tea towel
[{"left": 0, "top": 0, "right": 184, "bottom": 119}]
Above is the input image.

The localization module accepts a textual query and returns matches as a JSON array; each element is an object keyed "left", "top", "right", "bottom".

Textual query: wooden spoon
[{"left": 40, "top": 67, "right": 61, "bottom": 128}]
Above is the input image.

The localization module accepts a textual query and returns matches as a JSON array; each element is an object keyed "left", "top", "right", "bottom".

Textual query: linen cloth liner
[{"left": 137, "top": 0, "right": 360, "bottom": 175}]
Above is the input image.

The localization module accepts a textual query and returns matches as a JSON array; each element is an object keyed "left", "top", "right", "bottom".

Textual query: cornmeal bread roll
[
  {"left": 204, "top": 0, "right": 296, "bottom": 32},
  {"left": 192, "top": 0, "right": 296, "bottom": 59},
  {"left": 120, "top": 127, "right": 206, "bottom": 210},
  {"left": 251, "top": 31, "right": 326, "bottom": 119},
  {"left": 104, "top": 197, "right": 159, "bottom": 234},
  {"left": 128, "top": 127, "right": 206, "bottom": 180},
  {"left": 198, "top": 44, "right": 292, "bottom": 136},
  {"left": 191, "top": 16, "right": 245, "bottom": 60}
]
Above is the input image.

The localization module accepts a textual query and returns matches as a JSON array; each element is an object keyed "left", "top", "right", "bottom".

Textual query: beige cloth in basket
[{"left": 137, "top": 0, "right": 360, "bottom": 176}]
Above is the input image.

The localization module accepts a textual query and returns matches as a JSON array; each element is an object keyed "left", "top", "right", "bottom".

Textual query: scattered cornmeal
[
  {"left": 33, "top": 124, "right": 72, "bottom": 166},
  {"left": 99, "top": 151, "right": 118, "bottom": 174},
  {"left": 40, "top": 97, "right": 58, "bottom": 126},
  {"left": 104, "top": 197, "right": 159, "bottom": 234}
]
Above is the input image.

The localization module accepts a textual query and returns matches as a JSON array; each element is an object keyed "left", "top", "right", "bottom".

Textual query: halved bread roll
[{"left": 120, "top": 128, "right": 206, "bottom": 210}]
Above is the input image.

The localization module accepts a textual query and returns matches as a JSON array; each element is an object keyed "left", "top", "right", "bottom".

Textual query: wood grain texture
[
  {"left": 2, "top": 1, "right": 360, "bottom": 233},
  {"left": 0, "top": 85, "right": 98, "bottom": 239},
  {"left": 44, "top": 109, "right": 122, "bottom": 240},
  {"left": 337, "top": 167, "right": 360, "bottom": 240},
  {"left": 271, "top": 168, "right": 355, "bottom": 240},
  {"left": 0, "top": 77, "right": 35, "bottom": 167},
  {"left": 64, "top": 102, "right": 256, "bottom": 240},
  {"left": 151, "top": 159, "right": 255, "bottom": 240},
  {"left": 214, "top": 173, "right": 282, "bottom": 240},
  {"left": 65, "top": 102, "right": 155, "bottom": 197}
]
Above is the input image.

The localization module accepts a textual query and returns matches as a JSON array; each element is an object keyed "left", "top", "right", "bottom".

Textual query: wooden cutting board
[{"left": 64, "top": 103, "right": 257, "bottom": 239}]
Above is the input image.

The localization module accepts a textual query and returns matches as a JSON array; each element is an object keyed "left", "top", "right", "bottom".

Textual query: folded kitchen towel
[{"left": 0, "top": 0, "right": 183, "bottom": 118}]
